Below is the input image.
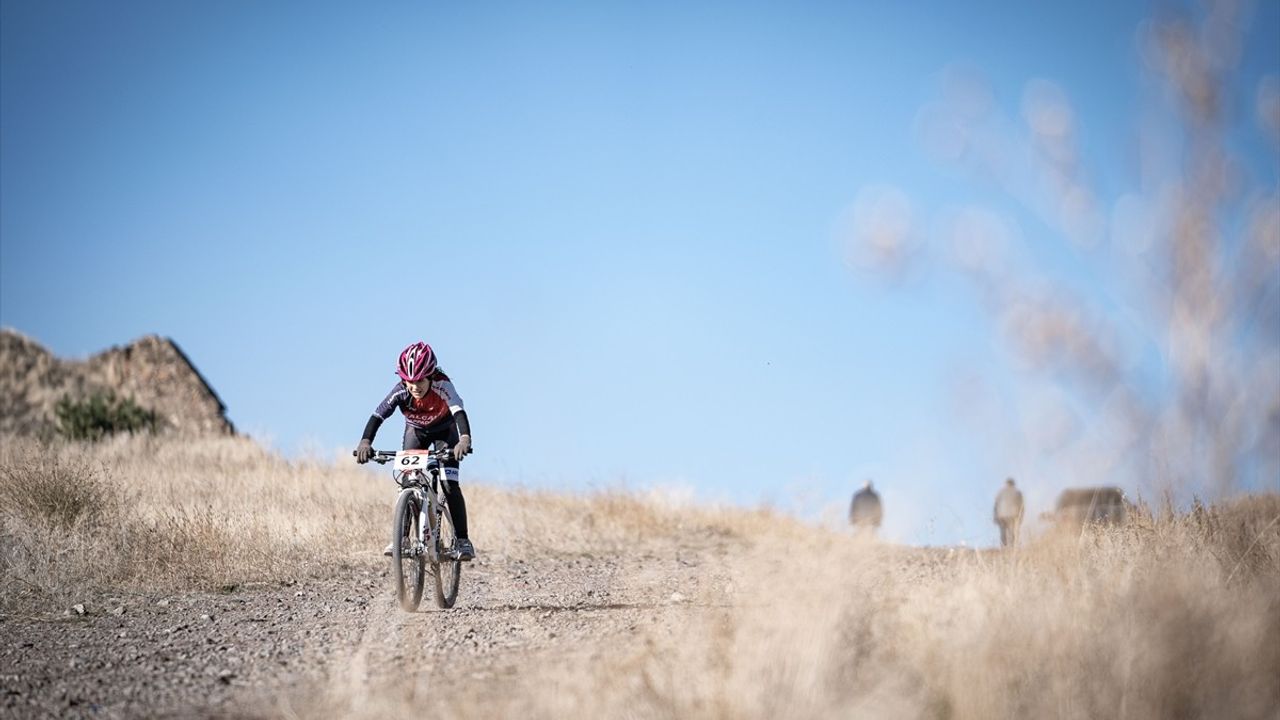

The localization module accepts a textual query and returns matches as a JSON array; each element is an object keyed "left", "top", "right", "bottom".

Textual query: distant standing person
[
  {"left": 994, "top": 478, "right": 1024, "bottom": 547},
  {"left": 849, "top": 481, "right": 883, "bottom": 536}
]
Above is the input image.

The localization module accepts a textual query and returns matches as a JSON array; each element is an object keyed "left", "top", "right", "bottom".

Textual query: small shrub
[
  {"left": 55, "top": 391, "right": 157, "bottom": 441},
  {"left": 0, "top": 457, "right": 121, "bottom": 529}
]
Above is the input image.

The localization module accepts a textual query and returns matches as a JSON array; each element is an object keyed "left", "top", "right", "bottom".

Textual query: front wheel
[
  {"left": 431, "top": 493, "right": 462, "bottom": 609},
  {"left": 392, "top": 490, "right": 425, "bottom": 612}
]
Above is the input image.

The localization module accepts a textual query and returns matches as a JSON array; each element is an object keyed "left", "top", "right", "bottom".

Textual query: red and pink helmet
[{"left": 396, "top": 341, "right": 437, "bottom": 382}]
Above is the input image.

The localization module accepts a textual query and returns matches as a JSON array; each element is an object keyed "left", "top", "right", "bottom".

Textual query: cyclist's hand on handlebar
[
  {"left": 453, "top": 434, "right": 472, "bottom": 459},
  {"left": 355, "top": 439, "right": 373, "bottom": 464}
]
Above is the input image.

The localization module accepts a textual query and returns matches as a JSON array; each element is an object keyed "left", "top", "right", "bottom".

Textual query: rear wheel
[
  {"left": 392, "top": 489, "right": 425, "bottom": 612},
  {"left": 431, "top": 489, "right": 462, "bottom": 609}
]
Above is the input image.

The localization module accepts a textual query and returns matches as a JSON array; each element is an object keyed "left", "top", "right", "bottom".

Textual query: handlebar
[
  {"left": 352, "top": 446, "right": 456, "bottom": 464},
  {"left": 366, "top": 450, "right": 400, "bottom": 465}
]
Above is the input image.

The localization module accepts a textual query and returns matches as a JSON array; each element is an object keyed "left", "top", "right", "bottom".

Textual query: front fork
[
  {"left": 422, "top": 471, "right": 453, "bottom": 561},
  {"left": 416, "top": 490, "right": 432, "bottom": 561},
  {"left": 418, "top": 480, "right": 446, "bottom": 563}
]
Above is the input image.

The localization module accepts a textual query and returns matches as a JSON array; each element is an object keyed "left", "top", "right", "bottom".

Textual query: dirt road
[
  {"left": 3, "top": 532, "right": 733, "bottom": 718},
  {"left": 6, "top": 497, "right": 1278, "bottom": 719}
]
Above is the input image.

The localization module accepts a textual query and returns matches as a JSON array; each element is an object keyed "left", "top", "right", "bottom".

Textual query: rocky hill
[{"left": 0, "top": 328, "right": 234, "bottom": 437}]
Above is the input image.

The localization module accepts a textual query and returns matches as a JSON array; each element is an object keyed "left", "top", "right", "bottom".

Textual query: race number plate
[{"left": 394, "top": 450, "right": 431, "bottom": 469}]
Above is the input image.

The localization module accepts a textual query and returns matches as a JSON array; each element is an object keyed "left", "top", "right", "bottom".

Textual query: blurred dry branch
[{"left": 847, "top": 0, "right": 1279, "bottom": 499}]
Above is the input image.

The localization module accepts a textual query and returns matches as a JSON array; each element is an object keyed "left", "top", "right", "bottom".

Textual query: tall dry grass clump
[
  {"left": 0, "top": 456, "right": 122, "bottom": 530},
  {"left": 409, "top": 497, "right": 1279, "bottom": 720},
  {"left": 0, "top": 435, "right": 390, "bottom": 605}
]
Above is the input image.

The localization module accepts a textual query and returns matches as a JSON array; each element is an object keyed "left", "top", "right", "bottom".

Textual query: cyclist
[{"left": 355, "top": 341, "right": 475, "bottom": 561}]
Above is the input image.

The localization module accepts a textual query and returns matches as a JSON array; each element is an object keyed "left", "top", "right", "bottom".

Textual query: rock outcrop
[{"left": 0, "top": 328, "right": 234, "bottom": 437}]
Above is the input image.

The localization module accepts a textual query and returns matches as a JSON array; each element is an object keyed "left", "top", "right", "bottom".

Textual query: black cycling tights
[
  {"left": 401, "top": 422, "right": 469, "bottom": 540},
  {"left": 444, "top": 480, "right": 468, "bottom": 540}
]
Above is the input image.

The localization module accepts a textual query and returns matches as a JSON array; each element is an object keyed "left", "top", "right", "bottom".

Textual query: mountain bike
[{"left": 364, "top": 442, "right": 462, "bottom": 611}]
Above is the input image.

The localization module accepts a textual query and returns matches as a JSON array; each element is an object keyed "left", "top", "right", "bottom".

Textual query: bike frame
[
  {"left": 396, "top": 471, "right": 449, "bottom": 562},
  {"left": 386, "top": 442, "right": 455, "bottom": 563},
  {"left": 363, "top": 441, "right": 462, "bottom": 610}
]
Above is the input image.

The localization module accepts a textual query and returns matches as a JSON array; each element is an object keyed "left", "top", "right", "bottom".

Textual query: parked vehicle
[{"left": 1047, "top": 486, "right": 1130, "bottom": 526}]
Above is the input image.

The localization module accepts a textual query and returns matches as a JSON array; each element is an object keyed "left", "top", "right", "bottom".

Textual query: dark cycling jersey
[
  {"left": 374, "top": 369, "right": 463, "bottom": 428},
  {"left": 358, "top": 367, "right": 473, "bottom": 543},
  {"left": 361, "top": 369, "right": 470, "bottom": 442}
]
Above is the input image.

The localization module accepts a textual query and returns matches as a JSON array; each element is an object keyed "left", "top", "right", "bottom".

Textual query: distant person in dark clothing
[
  {"left": 994, "top": 478, "right": 1024, "bottom": 547},
  {"left": 849, "top": 480, "right": 883, "bottom": 536}
]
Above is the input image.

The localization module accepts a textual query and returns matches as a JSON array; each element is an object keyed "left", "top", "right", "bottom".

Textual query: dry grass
[
  {"left": 0, "top": 434, "right": 385, "bottom": 602},
  {"left": 0, "top": 434, "right": 750, "bottom": 604},
  {"left": 2, "top": 436, "right": 1277, "bottom": 718},
  {"left": 437, "top": 499, "right": 1279, "bottom": 720}
]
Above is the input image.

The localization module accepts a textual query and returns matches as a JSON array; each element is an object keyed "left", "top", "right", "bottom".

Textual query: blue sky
[{"left": 3, "top": 0, "right": 1277, "bottom": 546}]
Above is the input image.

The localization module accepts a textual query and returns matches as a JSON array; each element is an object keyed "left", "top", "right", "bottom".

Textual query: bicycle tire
[
  {"left": 431, "top": 488, "right": 462, "bottom": 609},
  {"left": 392, "top": 489, "right": 426, "bottom": 612}
]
